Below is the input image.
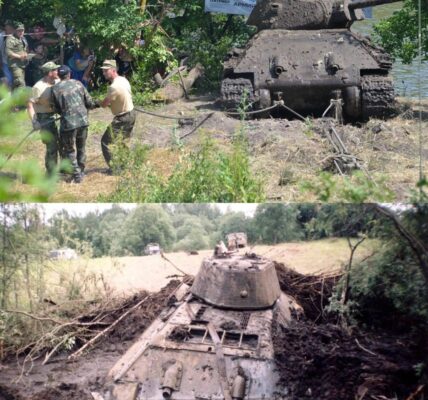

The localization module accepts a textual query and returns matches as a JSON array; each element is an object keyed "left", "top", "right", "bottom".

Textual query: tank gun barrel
[{"left": 348, "top": 0, "right": 401, "bottom": 10}]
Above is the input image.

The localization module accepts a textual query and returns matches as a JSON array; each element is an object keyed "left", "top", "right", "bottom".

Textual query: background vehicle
[
  {"left": 226, "top": 232, "right": 248, "bottom": 249},
  {"left": 144, "top": 243, "right": 161, "bottom": 255}
]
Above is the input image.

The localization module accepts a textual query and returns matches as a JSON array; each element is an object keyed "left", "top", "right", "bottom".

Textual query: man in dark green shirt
[{"left": 51, "top": 65, "right": 99, "bottom": 183}]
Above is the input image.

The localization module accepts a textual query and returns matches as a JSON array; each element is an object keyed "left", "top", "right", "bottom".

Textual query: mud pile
[
  {"left": 275, "top": 262, "right": 341, "bottom": 321},
  {"left": 273, "top": 263, "right": 426, "bottom": 399},
  {"left": 0, "top": 280, "right": 182, "bottom": 400},
  {"left": 273, "top": 320, "right": 423, "bottom": 399},
  {"left": 1, "top": 272, "right": 426, "bottom": 400}
]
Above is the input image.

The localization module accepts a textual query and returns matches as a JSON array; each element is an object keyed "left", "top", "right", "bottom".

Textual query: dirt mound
[
  {"left": 273, "top": 320, "right": 424, "bottom": 400},
  {"left": 105, "top": 279, "right": 181, "bottom": 344},
  {"left": 0, "top": 385, "right": 22, "bottom": 400},
  {"left": 275, "top": 262, "right": 341, "bottom": 321},
  {"left": 274, "top": 263, "right": 426, "bottom": 399},
  {"left": 29, "top": 384, "right": 93, "bottom": 400}
]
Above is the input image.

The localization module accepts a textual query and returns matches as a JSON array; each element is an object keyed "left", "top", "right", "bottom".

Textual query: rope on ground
[
  {"left": 161, "top": 252, "right": 189, "bottom": 276},
  {"left": 134, "top": 106, "right": 195, "bottom": 121},
  {"left": 179, "top": 112, "right": 215, "bottom": 140},
  {"left": 225, "top": 102, "right": 279, "bottom": 116}
]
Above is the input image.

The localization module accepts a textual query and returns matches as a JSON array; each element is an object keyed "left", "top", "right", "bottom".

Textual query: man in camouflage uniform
[
  {"left": 0, "top": 20, "right": 15, "bottom": 88},
  {"left": 100, "top": 59, "right": 136, "bottom": 172},
  {"left": 51, "top": 65, "right": 99, "bottom": 183},
  {"left": 5, "top": 22, "right": 29, "bottom": 89},
  {"left": 27, "top": 61, "right": 61, "bottom": 175}
]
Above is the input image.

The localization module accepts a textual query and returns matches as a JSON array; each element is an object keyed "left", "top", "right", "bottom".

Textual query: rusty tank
[
  {"left": 221, "top": 0, "right": 400, "bottom": 121},
  {"left": 99, "top": 251, "right": 301, "bottom": 400}
]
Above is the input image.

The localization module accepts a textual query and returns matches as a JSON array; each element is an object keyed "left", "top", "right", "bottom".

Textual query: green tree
[
  {"left": 374, "top": 0, "right": 428, "bottom": 63},
  {"left": 252, "top": 204, "right": 304, "bottom": 244},
  {"left": 219, "top": 212, "right": 251, "bottom": 239},
  {"left": 1, "top": 0, "right": 145, "bottom": 53},
  {"left": 116, "top": 205, "right": 175, "bottom": 255}
]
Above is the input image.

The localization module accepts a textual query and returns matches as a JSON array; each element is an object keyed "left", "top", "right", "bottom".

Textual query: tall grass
[{"left": 103, "top": 130, "right": 265, "bottom": 203}]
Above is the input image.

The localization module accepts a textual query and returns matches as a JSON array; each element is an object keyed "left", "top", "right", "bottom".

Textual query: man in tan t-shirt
[
  {"left": 100, "top": 59, "right": 136, "bottom": 171},
  {"left": 27, "top": 61, "right": 61, "bottom": 175}
]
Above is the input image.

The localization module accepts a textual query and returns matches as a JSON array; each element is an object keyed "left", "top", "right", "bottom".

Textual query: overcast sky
[{"left": 34, "top": 203, "right": 259, "bottom": 219}]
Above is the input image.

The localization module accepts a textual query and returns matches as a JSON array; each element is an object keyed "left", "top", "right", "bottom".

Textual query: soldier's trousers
[
  {"left": 37, "top": 113, "right": 60, "bottom": 175},
  {"left": 101, "top": 110, "right": 136, "bottom": 167},
  {"left": 10, "top": 66, "right": 26, "bottom": 89},
  {"left": 61, "top": 127, "right": 88, "bottom": 178},
  {"left": 2, "top": 63, "right": 13, "bottom": 87}
]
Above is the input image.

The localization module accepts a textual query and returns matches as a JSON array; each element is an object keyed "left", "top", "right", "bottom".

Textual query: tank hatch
[{"left": 191, "top": 253, "right": 281, "bottom": 310}]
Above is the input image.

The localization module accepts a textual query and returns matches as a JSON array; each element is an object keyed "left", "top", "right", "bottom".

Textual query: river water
[{"left": 351, "top": 3, "right": 427, "bottom": 98}]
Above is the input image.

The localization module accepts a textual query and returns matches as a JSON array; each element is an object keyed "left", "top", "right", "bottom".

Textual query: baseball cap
[
  {"left": 100, "top": 59, "right": 117, "bottom": 69},
  {"left": 57, "top": 65, "right": 71, "bottom": 77},
  {"left": 41, "top": 61, "right": 61, "bottom": 73}
]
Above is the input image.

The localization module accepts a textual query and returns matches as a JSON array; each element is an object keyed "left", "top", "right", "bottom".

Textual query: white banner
[{"left": 204, "top": 0, "right": 257, "bottom": 15}]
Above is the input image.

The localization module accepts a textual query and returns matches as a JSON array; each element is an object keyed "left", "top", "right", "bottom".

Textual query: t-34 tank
[
  {"left": 221, "top": 0, "right": 401, "bottom": 121},
  {"left": 100, "top": 252, "right": 301, "bottom": 400}
]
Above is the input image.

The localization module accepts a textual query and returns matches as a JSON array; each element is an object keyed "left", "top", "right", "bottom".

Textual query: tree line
[{"left": 40, "top": 203, "right": 384, "bottom": 257}]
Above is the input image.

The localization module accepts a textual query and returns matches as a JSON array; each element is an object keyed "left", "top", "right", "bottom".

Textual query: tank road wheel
[
  {"left": 343, "top": 86, "right": 361, "bottom": 120},
  {"left": 256, "top": 89, "right": 272, "bottom": 118},
  {"left": 361, "top": 75, "right": 396, "bottom": 121},
  {"left": 221, "top": 78, "right": 255, "bottom": 111}
]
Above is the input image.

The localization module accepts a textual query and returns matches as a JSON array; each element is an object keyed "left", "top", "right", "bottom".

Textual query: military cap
[
  {"left": 14, "top": 22, "right": 25, "bottom": 30},
  {"left": 41, "top": 61, "right": 61, "bottom": 73},
  {"left": 100, "top": 59, "right": 117, "bottom": 69},
  {"left": 58, "top": 65, "right": 71, "bottom": 77}
]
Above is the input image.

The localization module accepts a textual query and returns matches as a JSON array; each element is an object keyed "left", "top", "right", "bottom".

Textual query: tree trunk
[
  {"left": 153, "top": 64, "right": 204, "bottom": 103},
  {"left": 341, "top": 237, "right": 366, "bottom": 305}
]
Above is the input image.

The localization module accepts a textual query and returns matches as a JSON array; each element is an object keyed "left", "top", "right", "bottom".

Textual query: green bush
[
  {"left": 104, "top": 132, "right": 265, "bottom": 202},
  {"left": 301, "top": 171, "right": 395, "bottom": 202}
]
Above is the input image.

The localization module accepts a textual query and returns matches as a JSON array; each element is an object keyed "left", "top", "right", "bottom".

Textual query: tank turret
[
  {"left": 247, "top": 0, "right": 400, "bottom": 30},
  {"left": 97, "top": 252, "right": 301, "bottom": 400},
  {"left": 221, "top": 0, "right": 401, "bottom": 121},
  {"left": 191, "top": 252, "right": 281, "bottom": 309}
]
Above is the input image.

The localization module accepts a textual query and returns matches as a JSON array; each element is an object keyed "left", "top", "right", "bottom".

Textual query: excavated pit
[{"left": 0, "top": 268, "right": 426, "bottom": 400}]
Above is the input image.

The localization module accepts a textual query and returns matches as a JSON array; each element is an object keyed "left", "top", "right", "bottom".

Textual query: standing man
[
  {"left": 5, "top": 22, "right": 29, "bottom": 89},
  {"left": 0, "top": 20, "right": 15, "bottom": 88},
  {"left": 100, "top": 59, "right": 136, "bottom": 171},
  {"left": 27, "top": 61, "right": 61, "bottom": 175},
  {"left": 51, "top": 65, "right": 99, "bottom": 183}
]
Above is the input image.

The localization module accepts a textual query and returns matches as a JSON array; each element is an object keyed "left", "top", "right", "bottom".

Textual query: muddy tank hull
[
  {"left": 103, "top": 292, "right": 297, "bottom": 400},
  {"left": 99, "top": 253, "right": 302, "bottom": 400},
  {"left": 221, "top": 29, "right": 396, "bottom": 120}
]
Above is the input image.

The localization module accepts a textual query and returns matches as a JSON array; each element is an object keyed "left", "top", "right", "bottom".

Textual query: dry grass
[
  {"left": 3, "top": 98, "right": 426, "bottom": 202},
  {"left": 45, "top": 238, "right": 377, "bottom": 297}
]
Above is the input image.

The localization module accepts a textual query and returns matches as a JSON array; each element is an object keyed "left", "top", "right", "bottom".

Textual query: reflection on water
[{"left": 352, "top": 3, "right": 427, "bottom": 98}]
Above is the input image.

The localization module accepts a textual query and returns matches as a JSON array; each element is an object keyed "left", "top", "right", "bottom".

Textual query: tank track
[
  {"left": 361, "top": 75, "right": 396, "bottom": 120},
  {"left": 221, "top": 77, "right": 255, "bottom": 109}
]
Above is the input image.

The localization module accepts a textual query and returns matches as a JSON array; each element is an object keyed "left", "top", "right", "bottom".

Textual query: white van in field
[
  {"left": 144, "top": 243, "right": 161, "bottom": 255},
  {"left": 49, "top": 248, "right": 78, "bottom": 260}
]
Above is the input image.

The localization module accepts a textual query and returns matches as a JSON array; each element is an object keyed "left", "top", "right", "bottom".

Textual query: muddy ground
[
  {"left": 0, "top": 265, "right": 426, "bottom": 400},
  {"left": 7, "top": 95, "right": 428, "bottom": 202}
]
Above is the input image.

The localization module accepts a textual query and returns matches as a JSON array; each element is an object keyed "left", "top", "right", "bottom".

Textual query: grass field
[
  {"left": 45, "top": 238, "right": 378, "bottom": 300},
  {"left": 5, "top": 97, "right": 427, "bottom": 202}
]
